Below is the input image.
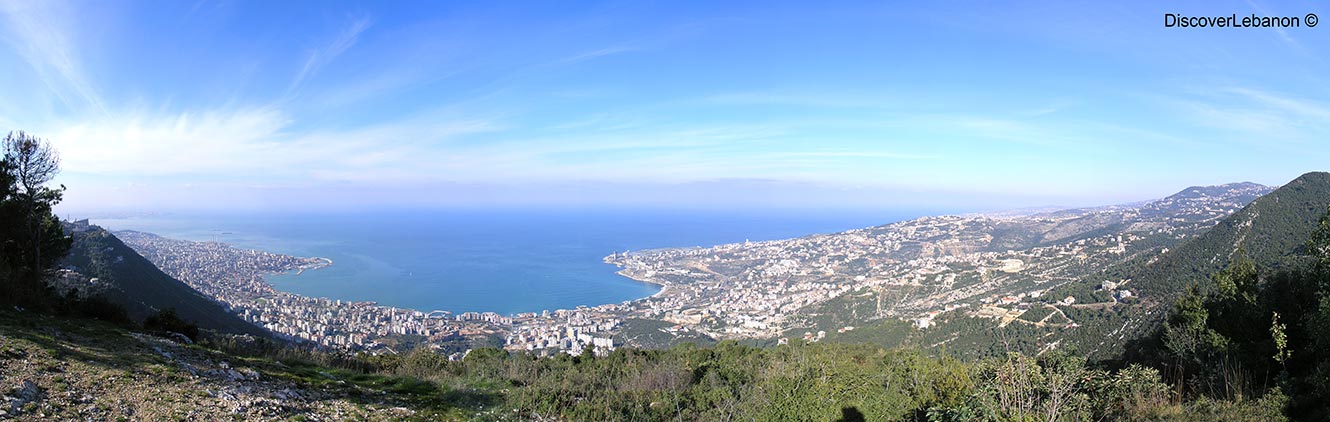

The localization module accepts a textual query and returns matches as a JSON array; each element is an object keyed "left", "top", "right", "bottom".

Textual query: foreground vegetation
[
  {"left": 198, "top": 325, "right": 1291, "bottom": 421},
  {"left": 0, "top": 131, "right": 73, "bottom": 310},
  {"left": 0, "top": 306, "right": 1290, "bottom": 421}
]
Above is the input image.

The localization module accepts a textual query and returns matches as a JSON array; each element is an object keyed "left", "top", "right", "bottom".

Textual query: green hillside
[
  {"left": 800, "top": 173, "right": 1330, "bottom": 363},
  {"left": 1005, "top": 173, "right": 1330, "bottom": 356},
  {"left": 61, "top": 225, "right": 269, "bottom": 337},
  {"left": 1129, "top": 172, "right": 1330, "bottom": 305},
  {"left": 1044, "top": 172, "right": 1330, "bottom": 357}
]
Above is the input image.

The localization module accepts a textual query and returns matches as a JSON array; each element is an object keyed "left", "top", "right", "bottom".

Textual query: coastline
[
  {"left": 100, "top": 210, "right": 889, "bottom": 318},
  {"left": 293, "top": 257, "right": 334, "bottom": 276},
  {"left": 614, "top": 268, "right": 672, "bottom": 300},
  {"left": 604, "top": 252, "right": 674, "bottom": 302}
]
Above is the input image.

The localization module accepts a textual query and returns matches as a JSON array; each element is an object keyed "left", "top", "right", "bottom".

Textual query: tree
[
  {"left": 1161, "top": 285, "right": 1230, "bottom": 394},
  {"left": 0, "top": 150, "right": 13, "bottom": 202},
  {"left": 0, "top": 131, "right": 71, "bottom": 306},
  {"left": 2, "top": 131, "right": 68, "bottom": 274},
  {"left": 0, "top": 151, "right": 12, "bottom": 296},
  {"left": 1309, "top": 207, "right": 1330, "bottom": 270}
]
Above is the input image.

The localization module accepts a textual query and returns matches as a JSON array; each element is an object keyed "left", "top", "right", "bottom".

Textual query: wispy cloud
[
  {"left": 702, "top": 92, "right": 884, "bottom": 108},
  {"left": 0, "top": 0, "right": 105, "bottom": 115},
  {"left": 1166, "top": 87, "right": 1330, "bottom": 145},
  {"left": 773, "top": 151, "right": 938, "bottom": 160},
  {"left": 4, "top": 1, "right": 1321, "bottom": 212},
  {"left": 44, "top": 105, "right": 500, "bottom": 182},
  {"left": 1224, "top": 87, "right": 1330, "bottom": 121},
  {"left": 289, "top": 16, "right": 373, "bottom": 93},
  {"left": 48, "top": 107, "right": 291, "bottom": 176},
  {"left": 930, "top": 116, "right": 1092, "bottom": 149},
  {"left": 1244, "top": 0, "right": 1303, "bottom": 51},
  {"left": 553, "top": 45, "right": 639, "bottom": 66}
]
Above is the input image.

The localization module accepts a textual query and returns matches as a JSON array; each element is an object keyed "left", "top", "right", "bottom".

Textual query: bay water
[{"left": 91, "top": 209, "right": 926, "bottom": 315}]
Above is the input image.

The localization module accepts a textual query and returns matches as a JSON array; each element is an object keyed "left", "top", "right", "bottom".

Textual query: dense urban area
[
  {"left": 117, "top": 231, "right": 504, "bottom": 355},
  {"left": 609, "top": 182, "right": 1270, "bottom": 342},
  {"left": 115, "top": 182, "right": 1272, "bottom": 359}
]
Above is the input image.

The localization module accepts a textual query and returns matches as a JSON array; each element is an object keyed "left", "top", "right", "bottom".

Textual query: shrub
[{"left": 143, "top": 308, "right": 200, "bottom": 341}]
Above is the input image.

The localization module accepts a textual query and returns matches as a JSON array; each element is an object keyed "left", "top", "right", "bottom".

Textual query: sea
[{"left": 90, "top": 209, "right": 930, "bottom": 315}]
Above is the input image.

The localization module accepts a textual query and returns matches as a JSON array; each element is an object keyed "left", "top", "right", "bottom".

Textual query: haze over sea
[{"left": 90, "top": 209, "right": 931, "bottom": 315}]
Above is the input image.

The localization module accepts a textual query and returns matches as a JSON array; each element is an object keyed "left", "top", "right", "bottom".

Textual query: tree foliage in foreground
[
  {"left": 0, "top": 131, "right": 72, "bottom": 307},
  {"left": 1149, "top": 207, "right": 1330, "bottom": 420},
  {"left": 313, "top": 340, "right": 1278, "bottom": 421}
]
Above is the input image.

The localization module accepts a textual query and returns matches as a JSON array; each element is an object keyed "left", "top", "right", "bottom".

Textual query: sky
[{"left": 1, "top": 0, "right": 1328, "bottom": 214}]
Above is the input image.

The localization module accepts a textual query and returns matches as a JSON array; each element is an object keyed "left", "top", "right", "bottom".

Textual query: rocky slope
[{"left": 0, "top": 310, "right": 440, "bottom": 420}]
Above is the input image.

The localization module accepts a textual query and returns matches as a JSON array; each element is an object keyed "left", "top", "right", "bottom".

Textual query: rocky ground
[{"left": 0, "top": 310, "right": 439, "bottom": 421}]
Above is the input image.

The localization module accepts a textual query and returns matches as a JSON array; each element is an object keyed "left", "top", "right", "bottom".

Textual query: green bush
[{"left": 143, "top": 308, "right": 200, "bottom": 341}]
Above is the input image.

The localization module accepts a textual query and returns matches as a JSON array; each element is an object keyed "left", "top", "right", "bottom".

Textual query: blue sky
[{"left": 1, "top": 1, "right": 1327, "bottom": 213}]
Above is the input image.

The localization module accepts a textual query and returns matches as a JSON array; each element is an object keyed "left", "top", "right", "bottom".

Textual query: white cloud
[
  {"left": 0, "top": 0, "right": 105, "bottom": 114},
  {"left": 43, "top": 105, "right": 500, "bottom": 182},
  {"left": 47, "top": 107, "right": 290, "bottom": 176}
]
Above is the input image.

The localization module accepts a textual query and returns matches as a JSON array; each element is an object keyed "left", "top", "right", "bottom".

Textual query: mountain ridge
[
  {"left": 1128, "top": 172, "right": 1330, "bottom": 303},
  {"left": 60, "top": 223, "right": 268, "bottom": 337}
]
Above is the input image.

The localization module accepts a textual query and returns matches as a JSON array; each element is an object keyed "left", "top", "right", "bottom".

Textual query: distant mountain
[
  {"left": 991, "top": 182, "right": 1273, "bottom": 250},
  {"left": 1129, "top": 173, "right": 1330, "bottom": 303},
  {"left": 61, "top": 225, "right": 268, "bottom": 337},
  {"left": 852, "top": 182, "right": 1273, "bottom": 258}
]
